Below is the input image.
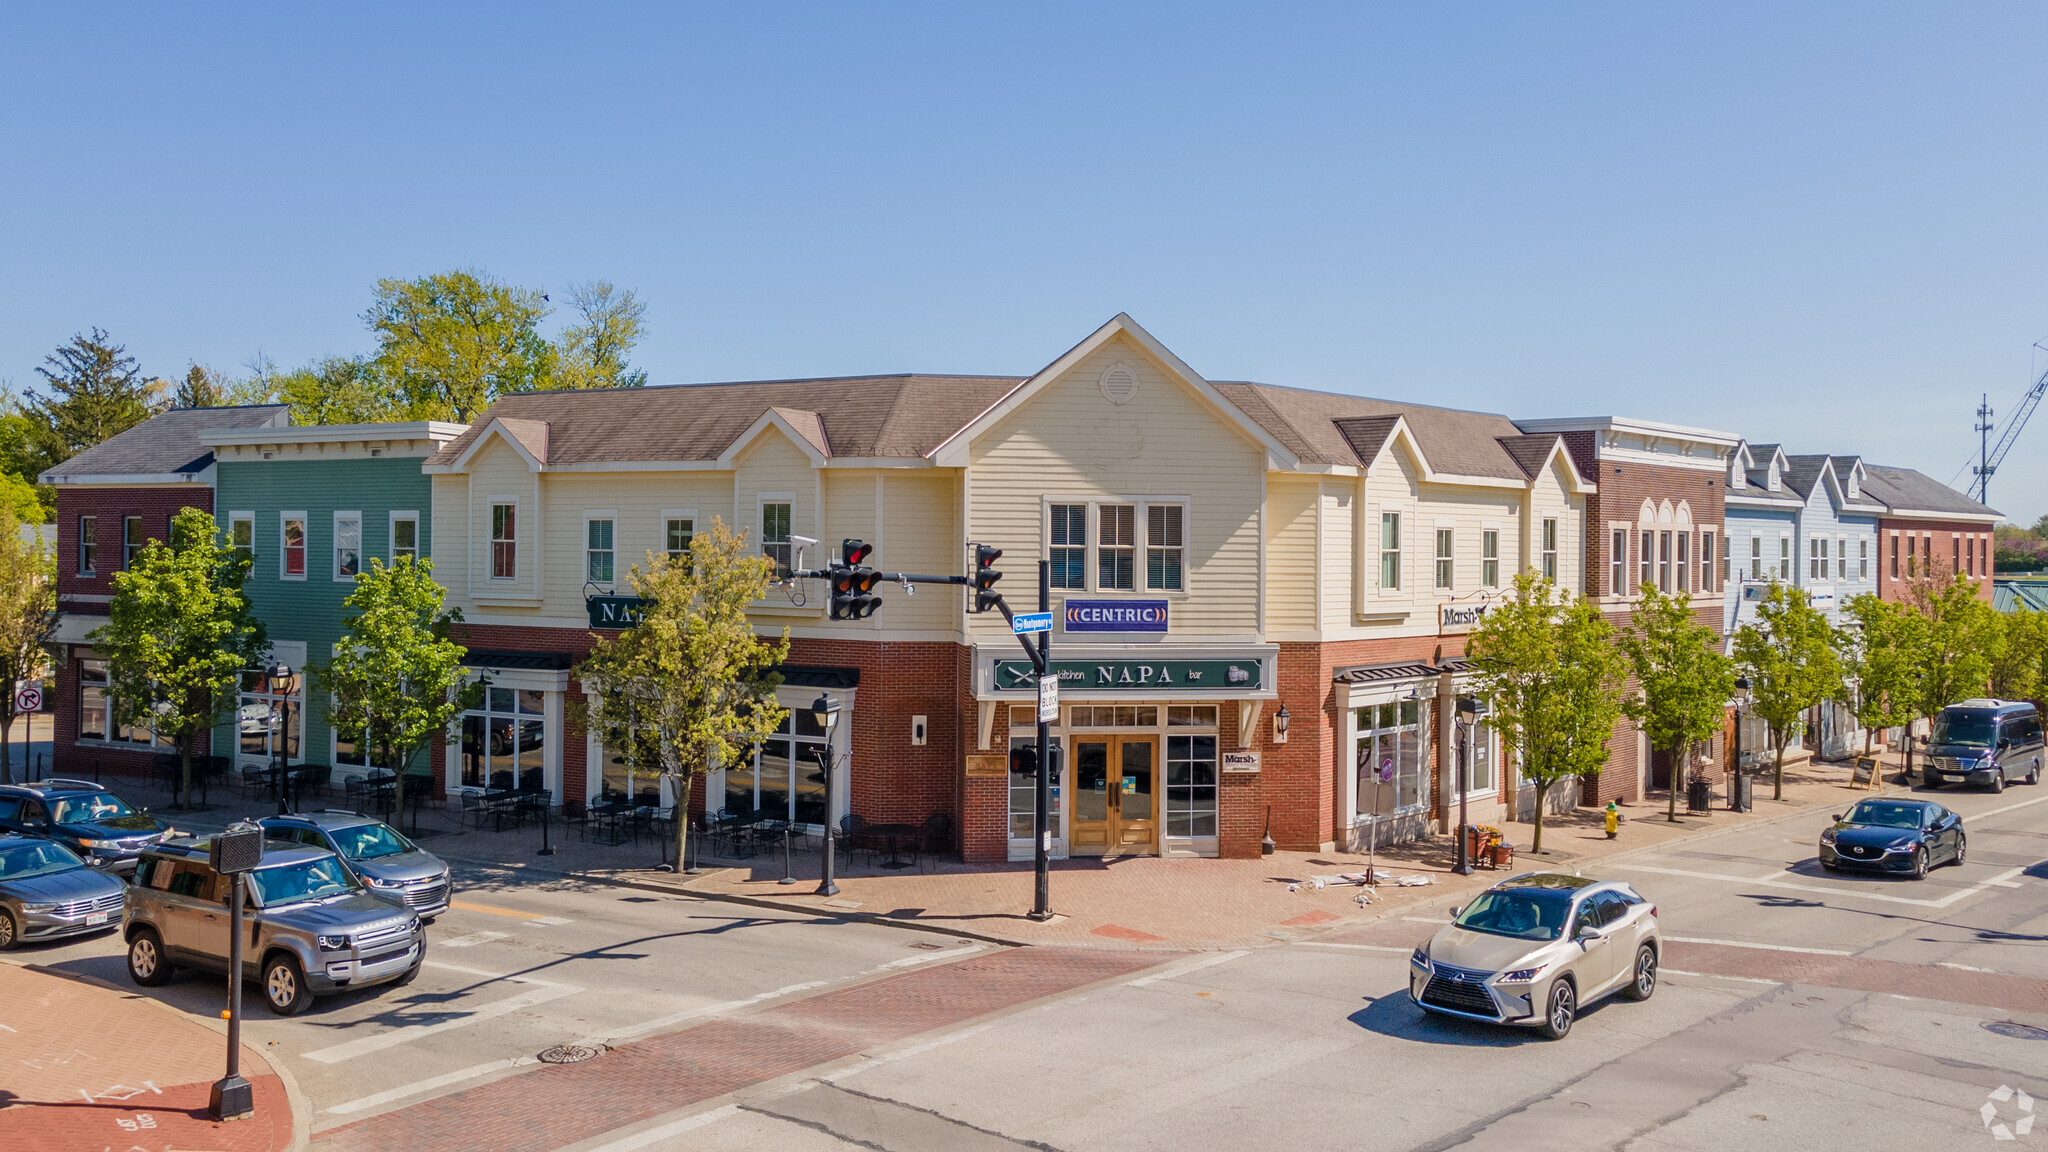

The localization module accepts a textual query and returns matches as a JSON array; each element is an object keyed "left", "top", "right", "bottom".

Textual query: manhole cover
[
  {"left": 537, "top": 1045, "right": 601, "bottom": 1064},
  {"left": 907, "top": 942, "right": 943, "bottom": 951},
  {"left": 1985, "top": 1022, "right": 2048, "bottom": 1041}
]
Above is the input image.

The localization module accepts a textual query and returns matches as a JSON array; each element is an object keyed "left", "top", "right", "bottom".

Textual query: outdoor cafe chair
[{"left": 561, "top": 797, "right": 590, "bottom": 840}]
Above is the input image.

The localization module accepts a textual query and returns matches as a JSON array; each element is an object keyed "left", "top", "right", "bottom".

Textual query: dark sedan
[
  {"left": 1819, "top": 798, "right": 1965, "bottom": 879},
  {"left": 0, "top": 832, "right": 128, "bottom": 948}
]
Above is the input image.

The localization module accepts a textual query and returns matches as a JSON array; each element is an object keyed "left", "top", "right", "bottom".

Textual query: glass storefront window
[
  {"left": 78, "top": 659, "right": 167, "bottom": 746},
  {"left": 461, "top": 687, "right": 545, "bottom": 790},
  {"left": 1008, "top": 733, "right": 1064, "bottom": 839},
  {"left": 237, "top": 669, "right": 302, "bottom": 762},
  {"left": 726, "top": 704, "right": 829, "bottom": 825},
  {"left": 1355, "top": 699, "right": 1426, "bottom": 817},
  {"left": 1165, "top": 734, "right": 1216, "bottom": 838},
  {"left": 1068, "top": 705, "right": 1158, "bottom": 728}
]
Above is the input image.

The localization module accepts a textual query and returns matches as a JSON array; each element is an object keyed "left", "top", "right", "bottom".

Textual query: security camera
[{"left": 790, "top": 534, "right": 819, "bottom": 548}]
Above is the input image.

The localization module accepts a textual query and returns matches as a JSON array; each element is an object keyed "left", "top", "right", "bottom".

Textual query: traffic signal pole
[{"left": 1032, "top": 559, "right": 1052, "bottom": 921}]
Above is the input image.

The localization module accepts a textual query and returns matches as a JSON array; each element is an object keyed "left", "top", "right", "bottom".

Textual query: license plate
[
  {"left": 1944, "top": 775, "right": 1963, "bottom": 782},
  {"left": 86, "top": 912, "right": 109, "bottom": 925}
]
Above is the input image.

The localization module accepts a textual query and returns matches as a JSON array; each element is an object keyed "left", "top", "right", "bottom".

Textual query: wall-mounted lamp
[{"left": 1272, "top": 705, "right": 1290, "bottom": 744}]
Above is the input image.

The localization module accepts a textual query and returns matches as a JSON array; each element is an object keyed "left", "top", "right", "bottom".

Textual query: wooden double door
[{"left": 1069, "top": 736, "right": 1157, "bottom": 856}]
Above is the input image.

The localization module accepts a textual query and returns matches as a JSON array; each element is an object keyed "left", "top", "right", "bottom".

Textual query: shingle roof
[
  {"left": 424, "top": 376, "right": 1020, "bottom": 467},
  {"left": 1780, "top": 454, "right": 1831, "bottom": 500},
  {"left": 1860, "top": 465, "right": 2001, "bottom": 519},
  {"left": 40, "top": 404, "right": 289, "bottom": 483},
  {"left": 1210, "top": 382, "right": 1539, "bottom": 480},
  {"left": 1495, "top": 434, "right": 1566, "bottom": 481}
]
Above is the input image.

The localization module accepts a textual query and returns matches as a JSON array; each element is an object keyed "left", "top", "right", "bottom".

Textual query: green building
[{"left": 199, "top": 422, "right": 467, "bottom": 785}]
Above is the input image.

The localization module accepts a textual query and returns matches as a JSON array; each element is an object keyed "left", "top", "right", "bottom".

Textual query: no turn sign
[{"left": 14, "top": 683, "right": 41, "bottom": 713}]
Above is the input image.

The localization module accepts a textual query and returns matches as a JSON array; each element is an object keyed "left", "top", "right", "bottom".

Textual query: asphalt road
[{"left": 13, "top": 779, "right": 2048, "bottom": 1152}]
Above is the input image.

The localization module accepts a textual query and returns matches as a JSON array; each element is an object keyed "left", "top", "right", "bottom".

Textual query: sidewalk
[
  {"left": 0, "top": 961, "right": 298, "bottom": 1152},
  {"left": 147, "top": 751, "right": 1908, "bottom": 952}
]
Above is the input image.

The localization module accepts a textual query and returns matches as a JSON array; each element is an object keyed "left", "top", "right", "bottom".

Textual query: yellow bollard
[{"left": 1604, "top": 801, "right": 1620, "bottom": 839}]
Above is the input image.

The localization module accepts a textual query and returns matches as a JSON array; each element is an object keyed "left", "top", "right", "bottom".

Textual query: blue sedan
[{"left": 1819, "top": 798, "right": 1964, "bottom": 879}]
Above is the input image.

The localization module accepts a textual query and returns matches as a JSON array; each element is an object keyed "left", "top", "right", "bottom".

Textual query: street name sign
[{"left": 1011, "top": 612, "right": 1053, "bottom": 635}]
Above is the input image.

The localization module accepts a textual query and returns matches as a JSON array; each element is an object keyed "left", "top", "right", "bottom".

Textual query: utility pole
[{"left": 1975, "top": 394, "right": 1996, "bottom": 505}]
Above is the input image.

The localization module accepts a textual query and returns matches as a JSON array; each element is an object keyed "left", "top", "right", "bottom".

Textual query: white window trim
[
  {"left": 1480, "top": 523, "right": 1503, "bottom": 589},
  {"left": 488, "top": 496, "right": 520, "bottom": 582},
  {"left": 279, "top": 510, "right": 308, "bottom": 582},
  {"left": 661, "top": 507, "right": 699, "bottom": 561},
  {"left": 1377, "top": 508, "right": 1405, "bottom": 596},
  {"left": 1142, "top": 500, "right": 1189, "bottom": 594},
  {"left": 1041, "top": 498, "right": 1091, "bottom": 592},
  {"left": 1344, "top": 686, "right": 1436, "bottom": 823},
  {"left": 227, "top": 511, "right": 254, "bottom": 562},
  {"left": 333, "top": 510, "right": 363, "bottom": 582},
  {"left": 1432, "top": 523, "right": 1456, "bottom": 591},
  {"left": 389, "top": 510, "right": 420, "bottom": 565},
  {"left": 584, "top": 509, "right": 619, "bottom": 589},
  {"left": 1459, "top": 720, "right": 1499, "bottom": 801},
  {"left": 1039, "top": 495, "right": 1195, "bottom": 597}
]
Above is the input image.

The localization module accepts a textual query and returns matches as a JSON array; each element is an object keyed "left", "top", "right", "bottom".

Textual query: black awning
[
  {"left": 774, "top": 664, "right": 861, "bottom": 690},
  {"left": 462, "top": 649, "right": 575, "bottom": 672},
  {"left": 1332, "top": 660, "right": 1439, "bottom": 685}
]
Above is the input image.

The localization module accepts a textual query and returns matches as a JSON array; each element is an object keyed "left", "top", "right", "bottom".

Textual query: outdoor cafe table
[
  {"left": 865, "top": 822, "right": 918, "bottom": 870},
  {"left": 590, "top": 798, "right": 635, "bottom": 844}
]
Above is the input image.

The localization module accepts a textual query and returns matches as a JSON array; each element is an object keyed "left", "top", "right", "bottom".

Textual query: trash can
[
  {"left": 1687, "top": 777, "right": 1713, "bottom": 814},
  {"left": 1729, "top": 771, "right": 1752, "bottom": 813}
]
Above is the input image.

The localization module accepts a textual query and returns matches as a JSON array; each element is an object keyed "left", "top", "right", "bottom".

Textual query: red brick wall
[
  {"left": 54, "top": 484, "right": 213, "bottom": 608},
  {"left": 1876, "top": 519, "right": 1996, "bottom": 604},
  {"left": 51, "top": 647, "right": 211, "bottom": 782}
]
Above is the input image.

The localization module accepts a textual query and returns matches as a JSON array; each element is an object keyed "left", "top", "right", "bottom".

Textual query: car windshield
[
  {"left": 50, "top": 793, "right": 136, "bottom": 824},
  {"left": 1930, "top": 712, "right": 1998, "bottom": 748},
  {"left": 1847, "top": 802, "right": 1926, "bottom": 829},
  {"left": 247, "top": 856, "right": 359, "bottom": 906},
  {"left": 0, "top": 839, "right": 85, "bottom": 879},
  {"left": 333, "top": 822, "right": 414, "bottom": 861},
  {"left": 1454, "top": 890, "right": 1570, "bottom": 941}
]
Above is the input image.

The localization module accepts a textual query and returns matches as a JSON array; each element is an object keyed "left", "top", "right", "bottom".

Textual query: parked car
[
  {"left": 0, "top": 832, "right": 128, "bottom": 949},
  {"left": 258, "top": 811, "right": 451, "bottom": 920},
  {"left": 1924, "top": 699, "right": 2043, "bottom": 791},
  {"left": 124, "top": 835, "right": 425, "bottom": 1015},
  {"left": 1409, "top": 873, "right": 1660, "bottom": 1040},
  {"left": 1820, "top": 797, "right": 1964, "bottom": 878},
  {"left": 0, "top": 779, "right": 175, "bottom": 876}
]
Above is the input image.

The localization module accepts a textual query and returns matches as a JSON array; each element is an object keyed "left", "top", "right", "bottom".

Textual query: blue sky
[{"left": 4, "top": 4, "right": 2046, "bottom": 520}]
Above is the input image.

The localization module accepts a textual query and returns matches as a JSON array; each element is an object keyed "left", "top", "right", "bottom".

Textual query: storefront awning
[
  {"left": 1332, "top": 660, "right": 1439, "bottom": 684},
  {"left": 50, "top": 613, "right": 105, "bottom": 646}
]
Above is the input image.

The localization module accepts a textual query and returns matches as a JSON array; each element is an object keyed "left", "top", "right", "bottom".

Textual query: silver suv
[
  {"left": 123, "top": 836, "right": 425, "bottom": 1015},
  {"left": 258, "top": 811, "right": 451, "bottom": 920}
]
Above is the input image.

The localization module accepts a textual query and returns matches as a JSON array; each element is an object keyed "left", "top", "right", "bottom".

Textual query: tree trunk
[
  {"left": 178, "top": 731, "right": 195, "bottom": 810},
  {"left": 1667, "top": 742, "right": 1681, "bottom": 822},
  {"left": 388, "top": 740, "right": 407, "bottom": 833},
  {"left": 671, "top": 770, "right": 694, "bottom": 871},
  {"left": 1772, "top": 734, "right": 1787, "bottom": 802},
  {"left": 1531, "top": 780, "right": 1549, "bottom": 853},
  {"left": 0, "top": 711, "right": 12, "bottom": 787}
]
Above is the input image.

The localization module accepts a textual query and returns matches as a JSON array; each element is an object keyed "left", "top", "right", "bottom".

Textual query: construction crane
[{"left": 1975, "top": 356, "right": 2048, "bottom": 506}]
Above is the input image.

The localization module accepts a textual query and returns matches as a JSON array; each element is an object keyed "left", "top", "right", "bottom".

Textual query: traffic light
[
  {"left": 1009, "top": 744, "right": 1038, "bottom": 776},
  {"left": 830, "top": 539, "right": 881, "bottom": 621},
  {"left": 973, "top": 544, "right": 1004, "bottom": 614}
]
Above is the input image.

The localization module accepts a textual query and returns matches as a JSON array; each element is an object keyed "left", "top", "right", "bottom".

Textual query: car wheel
[
  {"left": 0, "top": 910, "right": 17, "bottom": 951},
  {"left": 2031, "top": 765, "right": 2040, "bottom": 785},
  {"left": 127, "top": 929, "right": 173, "bottom": 986},
  {"left": 1621, "top": 944, "right": 1657, "bottom": 1001},
  {"left": 1910, "top": 847, "right": 1929, "bottom": 880},
  {"left": 1992, "top": 771, "right": 2006, "bottom": 794},
  {"left": 262, "top": 954, "right": 312, "bottom": 1016},
  {"left": 395, "top": 958, "right": 422, "bottom": 986},
  {"left": 1538, "top": 980, "right": 1577, "bottom": 1040},
  {"left": 1952, "top": 833, "right": 1967, "bottom": 867}
]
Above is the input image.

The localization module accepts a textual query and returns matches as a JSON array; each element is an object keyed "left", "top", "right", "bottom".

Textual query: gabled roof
[
  {"left": 40, "top": 404, "right": 290, "bottom": 484},
  {"left": 1780, "top": 454, "right": 1833, "bottom": 501},
  {"left": 1860, "top": 465, "right": 2002, "bottom": 521},
  {"left": 1210, "top": 382, "right": 1567, "bottom": 485}
]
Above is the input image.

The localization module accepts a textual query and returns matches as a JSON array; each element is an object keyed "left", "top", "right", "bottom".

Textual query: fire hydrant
[{"left": 1604, "top": 801, "right": 1622, "bottom": 839}]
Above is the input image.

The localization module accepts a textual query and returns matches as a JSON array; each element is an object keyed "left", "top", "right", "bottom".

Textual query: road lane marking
[
  {"left": 1295, "top": 942, "right": 1414, "bottom": 953},
  {"left": 823, "top": 1019, "right": 1004, "bottom": 1084},
  {"left": 1941, "top": 962, "right": 1996, "bottom": 973},
  {"left": 1127, "top": 950, "right": 1250, "bottom": 988},
  {"left": 450, "top": 900, "right": 571, "bottom": 925},
  {"left": 575, "top": 1104, "right": 740, "bottom": 1152},
  {"left": 322, "top": 1056, "right": 538, "bottom": 1115},
  {"left": 1663, "top": 935, "right": 1853, "bottom": 956},
  {"left": 576, "top": 981, "right": 830, "bottom": 1049},
  {"left": 875, "top": 944, "right": 985, "bottom": 970},
  {"left": 424, "top": 959, "right": 578, "bottom": 989},
  {"left": 1663, "top": 969, "right": 1781, "bottom": 986},
  {"left": 437, "top": 930, "right": 510, "bottom": 949},
  {"left": 1623, "top": 862, "right": 2039, "bottom": 910},
  {"left": 303, "top": 981, "right": 582, "bottom": 1063},
  {"left": 1968, "top": 792, "right": 2048, "bottom": 822}
]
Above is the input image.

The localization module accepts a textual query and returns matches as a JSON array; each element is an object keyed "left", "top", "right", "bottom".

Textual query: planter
[{"left": 1487, "top": 842, "right": 1515, "bottom": 869}]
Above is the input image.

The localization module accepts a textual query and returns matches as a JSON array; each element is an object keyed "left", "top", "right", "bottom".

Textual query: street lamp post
[
  {"left": 268, "top": 662, "right": 297, "bottom": 816},
  {"left": 810, "top": 693, "right": 841, "bottom": 897},
  {"left": 1452, "top": 696, "right": 1488, "bottom": 876}
]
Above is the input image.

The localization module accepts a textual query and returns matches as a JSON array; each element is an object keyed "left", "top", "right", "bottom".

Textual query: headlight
[
  {"left": 1499, "top": 964, "right": 1550, "bottom": 983},
  {"left": 77, "top": 837, "right": 120, "bottom": 850},
  {"left": 1409, "top": 946, "right": 1431, "bottom": 972},
  {"left": 20, "top": 902, "right": 55, "bottom": 914},
  {"left": 1819, "top": 829, "right": 1836, "bottom": 844},
  {"left": 316, "top": 934, "right": 352, "bottom": 951},
  {"left": 363, "top": 875, "right": 399, "bottom": 888}
]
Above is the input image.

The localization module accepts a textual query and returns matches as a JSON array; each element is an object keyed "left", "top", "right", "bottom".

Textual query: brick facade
[{"left": 1876, "top": 518, "right": 1996, "bottom": 604}]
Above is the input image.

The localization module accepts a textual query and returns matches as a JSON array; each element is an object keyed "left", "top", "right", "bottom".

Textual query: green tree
[
  {"left": 278, "top": 356, "right": 408, "bottom": 426},
  {"left": 1906, "top": 567, "right": 1999, "bottom": 715},
  {"left": 1467, "top": 573, "right": 1628, "bottom": 853},
  {"left": 551, "top": 281, "right": 649, "bottom": 391},
  {"left": 173, "top": 363, "right": 230, "bottom": 408},
  {"left": 1842, "top": 592, "right": 1927, "bottom": 757},
  {"left": 577, "top": 517, "right": 790, "bottom": 866},
  {"left": 91, "top": 509, "right": 265, "bottom": 808},
  {"left": 367, "top": 270, "right": 555, "bottom": 421},
  {"left": 25, "top": 329, "right": 165, "bottom": 472},
  {"left": 1988, "top": 608, "right": 2048, "bottom": 713},
  {"left": 1620, "top": 584, "right": 1737, "bottom": 823},
  {"left": 317, "top": 557, "right": 476, "bottom": 824},
  {"left": 1731, "top": 582, "right": 1844, "bottom": 801},
  {"left": 0, "top": 503, "right": 54, "bottom": 784}
]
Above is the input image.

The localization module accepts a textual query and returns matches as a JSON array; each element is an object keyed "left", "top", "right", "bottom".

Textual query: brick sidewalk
[
  {"left": 311, "top": 945, "right": 1163, "bottom": 1152},
  {"left": 0, "top": 962, "right": 295, "bottom": 1152}
]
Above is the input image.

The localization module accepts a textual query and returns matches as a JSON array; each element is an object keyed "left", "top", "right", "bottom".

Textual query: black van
[{"left": 1924, "top": 699, "right": 2045, "bottom": 792}]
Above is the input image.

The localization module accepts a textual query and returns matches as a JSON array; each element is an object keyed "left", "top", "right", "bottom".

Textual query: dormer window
[
  {"left": 1767, "top": 465, "right": 1780, "bottom": 491},
  {"left": 1728, "top": 461, "right": 1745, "bottom": 490}
]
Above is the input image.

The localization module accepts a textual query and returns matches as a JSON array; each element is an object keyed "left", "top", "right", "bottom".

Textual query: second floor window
[
  {"left": 665, "top": 518, "right": 694, "bottom": 564},
  {"left": 1099, "top": 504, "right": 1135, "bottom": 590},
  {"left": 1778, "top": 535, "right": 1791, "bottom": 580},
  {"left": 1379, "top": 513, "right": 1401, "bottom": 590},
  {"left": 1050, "top": 504, "right": 1086, "bottom": 589},
  {"left": 1147, "top": 505, "right": 1184, "bottom": 591},
  {"left": 391, "top": 515, "right": 418, "bottom": 565},
  {"left": 78, "top": 515, "right": 97, "bottom": 575},
  {"left": 1542, "top": 519, "right": 1558, "bottom": 583},
  {"left": 1838, "top": 536, "right": 1848, "bottom": 581},
  {"left": 587, "top": 518, "right": 614, "bottom": 584},
  {"left": 1860, "top": 537, "right": 1870, "bottom": 580},
  {"left": 1750, "top": 534, "right": 1762, "bottom": 580},
  {"left": 1701, "top": 531, "right": 1714, "bottom": 591},
  {"left": 124, "top": 516, "right": 144, "bottom": 568},
  {"left": 760, "top": 502, "right": 791, "bottom": 576},
  {"left": 491, "top": 503, "right": 516, "bottom": 579},
  {"left": 229, "top": 514, "right": 253, "bottom": 566},
  {"left": 1434, "top": 528, "right": 1454, "bottom": 589},
  {"left": 1610, "top": 529, "right": 1624, "bottom": 594},
  {"left": 1658, "top": 531, "right": 1671, "bottom": 591},
  {"left": 1639, "top": 531, "right": 1652, "bottom": 590},
  {"left": 335, "top": 513, "right": 361, "bottom": 580},
  {"left": 1483, "top": 529, "right": 1500, "bottom": 588},
  {"left": 281, "top": 516, "right": 306, "bottom": 578},
  {"left": 1675, "top": 532, "right": 1689, "bottom": 593}
]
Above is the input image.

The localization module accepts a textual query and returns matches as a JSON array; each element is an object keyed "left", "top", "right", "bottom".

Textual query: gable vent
[{"left": 1099, "top": 362, "right": 1139, "bottom": 405}]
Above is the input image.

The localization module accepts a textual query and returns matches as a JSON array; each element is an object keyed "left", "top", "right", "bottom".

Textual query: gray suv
[
  {"left": 258, "top": 811, "right": 451, "bottom": 920},
  {"left": 124, "top": 836, "right": 425, "bottom": 1015}
]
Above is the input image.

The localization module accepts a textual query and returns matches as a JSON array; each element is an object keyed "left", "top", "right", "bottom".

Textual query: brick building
[
  {"left": 40, "top": 405, "right": 289, "bottom": 780},
  {"left": 1861, "top": 465, "right": 1999, "bottom": 604}
]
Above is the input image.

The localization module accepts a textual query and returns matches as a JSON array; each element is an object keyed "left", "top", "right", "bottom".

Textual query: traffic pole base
[{"left": 209, "top": 1075, "right": 254, "bottom": 1122}]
